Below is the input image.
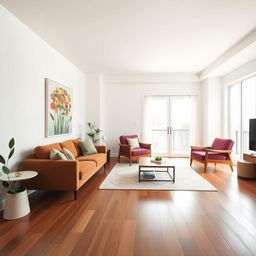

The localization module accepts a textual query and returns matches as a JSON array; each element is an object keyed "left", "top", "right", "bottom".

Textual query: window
[{"left": 228, "top": 75, "right": 256, "bottom": 158}]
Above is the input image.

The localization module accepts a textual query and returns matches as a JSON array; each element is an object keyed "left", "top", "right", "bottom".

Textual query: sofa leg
[{"left": 74, "top": 191, "right": 78, "bottom": 200}]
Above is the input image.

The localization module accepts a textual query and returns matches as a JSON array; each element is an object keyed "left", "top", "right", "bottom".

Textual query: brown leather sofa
[{"left": 22, "top": 138, "right": 107, "bottom": 199}]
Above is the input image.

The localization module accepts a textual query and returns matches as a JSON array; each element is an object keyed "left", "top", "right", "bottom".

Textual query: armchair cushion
[
  {"left": 211, "top": 138, "right": 234, "bottom": 150},
  {"left": 127, "top": 138, "right": 140, "bottom": 149},
  {"left": 191, "top": 151, "right": 227, "bottom": 161},
  {"left": 132, "top": 148, "right": 150, "bottom": 156}
]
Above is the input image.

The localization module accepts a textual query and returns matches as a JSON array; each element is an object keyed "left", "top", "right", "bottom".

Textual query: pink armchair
[
  {"left": 118, "top": 135, "right": 151, "bottom": 166},
  {"left": 190, "top": 138, "right": 234, "bottom": 173}
]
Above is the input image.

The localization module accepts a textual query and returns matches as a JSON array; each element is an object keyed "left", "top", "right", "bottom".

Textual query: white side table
[{"left": 0, "top": 171, "right": 38, "bottom": 220}]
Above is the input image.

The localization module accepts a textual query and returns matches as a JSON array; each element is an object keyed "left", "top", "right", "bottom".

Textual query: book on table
[{"left": 142, "top": 171, "right": 155, "bottom": 179}]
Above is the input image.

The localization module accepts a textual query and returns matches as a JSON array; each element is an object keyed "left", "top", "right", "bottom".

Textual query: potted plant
[
  {"left": 0, "top": 138, "right": 24, "bottom": 193},
  {"left": 0, "top": 138, "right": 30, "bottom": 220},
  {"left": 87, "top": 122, "right": 102, "bottom": 145}
]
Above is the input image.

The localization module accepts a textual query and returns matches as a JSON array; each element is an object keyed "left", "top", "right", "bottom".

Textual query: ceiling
[{"left": 1, "top": 0, "right": 256, "bottom": 74}]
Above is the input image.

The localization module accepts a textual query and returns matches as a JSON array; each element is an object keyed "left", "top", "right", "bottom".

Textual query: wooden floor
[{"left": 1, "top": 158, "right": 256, "bottom": 256}]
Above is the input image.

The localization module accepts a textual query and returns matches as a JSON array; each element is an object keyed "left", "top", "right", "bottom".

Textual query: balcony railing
[
  {"left": 233, "top": 130, "right": 249, "bottom": 155},
  {"left": 151, "top": 129, "right": 190, "bottom": 154},
  {"left": 172, "top": 129, "right": 190, "bottom": 152}
]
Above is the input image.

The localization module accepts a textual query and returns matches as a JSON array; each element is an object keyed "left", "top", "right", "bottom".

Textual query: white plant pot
[{"left": 3, "top": 189, "right": 30, "bottom": 220}]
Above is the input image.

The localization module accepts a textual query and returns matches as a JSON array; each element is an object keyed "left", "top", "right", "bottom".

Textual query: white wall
[
  {"left": 102, "top": 74, "right": 202, "bottom": 155},
  {"left": 0, "top": 5, "right": 86, "bottom": 208},
  {"left": 85, "top": 74, "right": 103, "bottom": 129},
  {"left": 201, "top": 77, "right": 222, "bottom": 145}
]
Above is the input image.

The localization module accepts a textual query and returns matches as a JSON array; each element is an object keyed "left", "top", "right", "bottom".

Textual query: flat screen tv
[{"left": 249, "top": 118, "right": 256, "bottom": 151}]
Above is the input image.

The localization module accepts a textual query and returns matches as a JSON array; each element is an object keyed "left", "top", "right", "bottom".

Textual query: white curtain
[
  {"left": 189, "top": 95, "right": 199, "bottom": 146},
  {"left": 142, "top": 96, "right": 152, "bottom": 143}
]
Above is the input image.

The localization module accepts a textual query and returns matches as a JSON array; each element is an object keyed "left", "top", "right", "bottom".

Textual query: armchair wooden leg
[
  {"left": 190, "top": 158, "right": 193, "bottom": 166},
  {"left": 129, "top": 158, "right": 132, "bottom": 166},
  {"left": 74, "top": 191, "right": 78, "bottom": 200},
  {"left": 229, "top": 163, "right": 234, "bottom": 171},
  {"left": 204, "top": 162, "right": 208, "bottom": 173},
  {"left": 118, "top": 153, "right": 120, "bottom": 163}
]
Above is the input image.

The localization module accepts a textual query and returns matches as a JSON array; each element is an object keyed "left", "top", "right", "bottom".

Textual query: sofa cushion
[
  {"left": 132, "top": 148, "right": 150, "bottom": 156},
  {"left": 79, "top": 161, "right": 97, "bottom": 180},
  {"left": 191, "top": 151, "right": 227, "bottom": 161},
  {"left": 34, "top": 143, "right": 62, "bottom": 159},
  {"left": 72, "top": 138, "right": 82, "bottom": 156},
  {"left": 50, "top": 149, "right": 67, "bottom": 160},
  {"left": 63, "top": 147, "right": 75, "bottom": 160},
  {"left": 76, "top": 153, "right": 106, "bottom": 167},
  {"left": 60, "top": 140, "right": 79, "bottom": 158},
  {"left": 79, "top": 140, "right": 97, "bottom": 155}
]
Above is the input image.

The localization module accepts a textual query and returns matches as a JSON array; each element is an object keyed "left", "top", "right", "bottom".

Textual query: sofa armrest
[
  {"left": 22, "top": 159, "right": 79, "bottom": 191},
  {"left": 95, "top": 145, "right": 107, "bottom": 154}
]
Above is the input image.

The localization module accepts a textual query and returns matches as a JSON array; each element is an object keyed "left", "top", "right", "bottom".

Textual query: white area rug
[{"left": 99, "top": 163, "right": 217, "bottom": 191}]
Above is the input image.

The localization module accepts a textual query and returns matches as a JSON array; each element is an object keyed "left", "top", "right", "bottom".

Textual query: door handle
[
  {"left": 167, "top": 127, "right": 169, "bottom": 134},
  {"left": 169, "top": 126, "right": 172, "bottom": 134}
]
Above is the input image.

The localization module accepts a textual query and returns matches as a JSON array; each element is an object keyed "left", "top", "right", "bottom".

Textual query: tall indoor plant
[{"left": 87, "top": 122, "right": 101, "bottom": 145}]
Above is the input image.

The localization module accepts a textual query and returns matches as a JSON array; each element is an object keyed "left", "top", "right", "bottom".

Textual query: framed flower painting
[{"left": 45, "top": 79, "right": 72, "bottom": 137}]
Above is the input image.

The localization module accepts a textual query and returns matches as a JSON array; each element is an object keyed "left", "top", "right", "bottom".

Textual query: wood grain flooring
[{"left": 1, "top": 157, "right": 256, "bottom": 256}]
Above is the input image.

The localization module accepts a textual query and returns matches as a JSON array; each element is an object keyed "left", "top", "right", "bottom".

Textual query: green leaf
[
  {"left": 50, "top": 113, "right": 54, "bottom": 121},
  {"left": 9, "top": 138, "right": 15, "bottom": 149},
  {"left": 0, "top": 154, "right": 6, "bottom": 165},
  {"left": 8, "top": 148, "right": 15, "bottom": 160},
  {"left": 2, "top": 166, "right": 10, "bottom": 174},
  {"left": 9, "top": 187, "right": 25, "bottom": 194}
]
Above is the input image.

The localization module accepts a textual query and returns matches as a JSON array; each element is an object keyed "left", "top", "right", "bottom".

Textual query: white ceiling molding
[
  {"left": 199, "top": 28, "right": 256, "bottom": 80},
  {"left": 103, "top": 73, "right": 200, "bottom": 84}
]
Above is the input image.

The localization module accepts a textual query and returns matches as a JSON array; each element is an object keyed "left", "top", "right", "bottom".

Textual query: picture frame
[{"left": 45, "top": 78, "right": 73, "bottom": 137}]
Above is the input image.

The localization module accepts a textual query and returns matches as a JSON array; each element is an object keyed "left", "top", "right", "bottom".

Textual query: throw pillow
[
  {"left": 50, "top": 148, "right": 67, "bottom": 160},
  {"left": 63, "top": 147, "right": 76, "bottom": 160},
  {"left": 127, "top": 138, "right": 140, "bottom": 149},
  {"left": 79, "top": 139, "right": 97, "bottom": 155}
]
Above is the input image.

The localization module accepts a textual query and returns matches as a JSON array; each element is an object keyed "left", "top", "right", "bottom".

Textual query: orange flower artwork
[{"left": 46, "top": 79, "right": 72, "bottom": 136}]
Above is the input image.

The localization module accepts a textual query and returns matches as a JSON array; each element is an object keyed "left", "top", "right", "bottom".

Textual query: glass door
[
  {"left": 242, "top": 76, "right": 256, "bottom": 153},
  {"left": 228, "top": 75, "right": 256, "bottom": 159},
  {"left": 170, "top": 97, "right": 191, "bottom": 155},
  {"left": 150, "top": 96, "right": 191, "bottom": 156},
  {"left": 151, "top": 96, "right": 169, "bottom": 156},
  {"left": 229, "top": 83, "right": 241, "bottom": 159}
]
